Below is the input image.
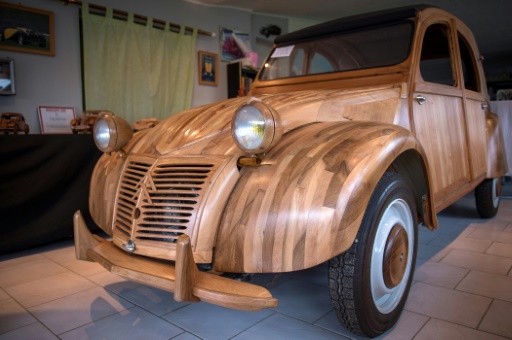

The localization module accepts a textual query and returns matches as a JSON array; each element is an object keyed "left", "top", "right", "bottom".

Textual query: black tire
[
  {"left": 475, "top": 178, "right": 501, "bottom": 218},
  {"left": 329, "top": 172, "right": 418, "bottom": 338}
]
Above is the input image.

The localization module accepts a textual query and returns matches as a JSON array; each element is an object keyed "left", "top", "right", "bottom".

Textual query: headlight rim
[
  {"left": 231, "top": 100, "right": 282, "bottom": 154},
  {"left": 92, "top": 111, "right": 133, "bottom": 153}
]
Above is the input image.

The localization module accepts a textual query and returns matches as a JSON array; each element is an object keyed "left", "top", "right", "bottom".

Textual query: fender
[
  {"left": 214, "top": 121, "right": 436, "bottom": 273},
  {"left": 486, "top": 113, "right": 508, "bottom": 178}
]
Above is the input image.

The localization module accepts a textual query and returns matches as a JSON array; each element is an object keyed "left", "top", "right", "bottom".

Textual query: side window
[
  {"left": 458, "top": 34, "right": 480, "bottom": 92},
  {"left": 291, "top": 48, "right": 305, "bottom": 77},
  {"left": 310, "top": 52, "right": 335, "bottom": 75},
  {"left": 419, "top": 24, "right": 455, "bottom": 86}
]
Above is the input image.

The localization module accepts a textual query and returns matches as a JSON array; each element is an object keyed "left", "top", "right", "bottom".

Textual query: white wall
[{"left": 0, "top": 0, "right": 286, "bottom": 133}]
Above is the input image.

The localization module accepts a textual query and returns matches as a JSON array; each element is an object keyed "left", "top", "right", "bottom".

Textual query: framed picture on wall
[
  {"left": 0, "top": 2, "right": 55, "bottom": 56},
  {"left": 38, "top": 106, "right": 75, "bottom": 134},
  {"left": 198, "top": 51, "right": 218, "bottom": 86},
  {"left": 219, "top": 27, "right": 250, "bottom": 61},
  {"left": 0, "top": 58, "right": 15, "bottom": 95}
]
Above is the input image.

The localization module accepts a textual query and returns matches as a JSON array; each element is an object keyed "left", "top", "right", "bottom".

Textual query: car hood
[{"left": 139, "top": 85, "right": 403, "bottom": 155}]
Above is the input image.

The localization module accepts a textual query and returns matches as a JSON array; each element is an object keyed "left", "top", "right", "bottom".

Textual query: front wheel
[
  {"left": 329, "top": 172, "right": 418, "bottom": 337},
  {"left": 475, "top": 178, "right": 501, "bottom": 218}
]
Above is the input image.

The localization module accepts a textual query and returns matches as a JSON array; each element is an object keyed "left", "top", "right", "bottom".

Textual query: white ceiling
[{"left": 188, "top": 0, "right": 512, "bottom": 68}]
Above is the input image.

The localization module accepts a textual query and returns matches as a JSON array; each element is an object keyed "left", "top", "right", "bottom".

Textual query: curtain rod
[{"left": 61, "top": 0, "right": 215, "bottom": 37}]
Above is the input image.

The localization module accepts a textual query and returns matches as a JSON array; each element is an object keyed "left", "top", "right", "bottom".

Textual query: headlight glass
[
  {"left": 92, "top": 112, "right": 133, "bottom": 153},
  {"left": 233, "top": 105, "right": 266, "bottom": 150},
  {"left": 93, "top": 118, "right": 111, "bottom": 150},
  {"left": 232, "top": 101, "right": 282, "bottom": 154}
]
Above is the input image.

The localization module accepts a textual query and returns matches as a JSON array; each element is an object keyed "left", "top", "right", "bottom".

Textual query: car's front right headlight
[
  {"left": 232, "top": 100, "right": 282, "bottom": 154},
  {"left": 92, "top": 111, "right": 133, "bottom": 153}
]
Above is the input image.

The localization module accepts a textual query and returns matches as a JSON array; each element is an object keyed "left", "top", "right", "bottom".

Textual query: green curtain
[{"left": 81, "top": 3, "right": 197, "bottom": 124}]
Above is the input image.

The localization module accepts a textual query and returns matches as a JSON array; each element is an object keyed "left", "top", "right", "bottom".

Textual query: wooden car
[
  {"left": 70, "top": 110, "right": 101, "bottom": 134},
  {"left": 74, "top": 6, "right": 507, "bottom": 337},
  {"left": 0, "top": 112, "right": 29, "bottom": 134}
]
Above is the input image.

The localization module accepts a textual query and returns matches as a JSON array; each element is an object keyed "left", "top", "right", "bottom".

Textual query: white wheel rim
[
  {"left": 370, "top": 198, "right": 414, "bottom": 314},
  {"left": 492, "top": 178, "right": 500, "bottom": 208}
]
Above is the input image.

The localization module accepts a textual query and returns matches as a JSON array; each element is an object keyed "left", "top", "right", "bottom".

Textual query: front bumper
[{"left": 73, "top": 210, "right": 277, "bottom": 311}]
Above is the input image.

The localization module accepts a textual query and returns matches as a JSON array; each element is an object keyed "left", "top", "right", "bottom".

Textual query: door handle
[
  {"left": 416, "top": 95, "right": 427, "bottom": 105},
  {"left": 481, "top": 103, "right": 489, "bottom": 110}
]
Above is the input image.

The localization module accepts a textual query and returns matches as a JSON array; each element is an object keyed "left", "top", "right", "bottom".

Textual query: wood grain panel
[
  {"left": 412, "top": 93, "right": 470, "bottom": 200},
  {"left": 465, "top": 99, "right": 488, "bottom": 179},
  {"left": 214, "top": 121, "right": 429, "bottom": 273}
]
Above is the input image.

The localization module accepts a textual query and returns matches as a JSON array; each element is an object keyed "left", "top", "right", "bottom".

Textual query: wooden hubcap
[{"left": 382, "top": 224, "right": 409, "bottom": 289}]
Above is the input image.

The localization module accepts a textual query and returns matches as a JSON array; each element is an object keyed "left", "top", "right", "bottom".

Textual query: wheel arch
[
  {"left": 486, "top": 113, "right": 508, "bottom": 178},
  {"left": 390, "top": 148, "right": 437, "bottom": 231},
  {"left": 214, "top": 121, "right": 437, "bottom": 274}
]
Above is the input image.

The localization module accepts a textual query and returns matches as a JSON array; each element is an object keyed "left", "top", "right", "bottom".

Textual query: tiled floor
[{"left": 1, "top": 182, "right": 512, "bottom": 339}]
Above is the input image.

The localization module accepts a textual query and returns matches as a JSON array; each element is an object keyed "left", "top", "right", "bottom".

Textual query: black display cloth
[{"left": 0, "top": 134, "right": 102, "bottom": 255}]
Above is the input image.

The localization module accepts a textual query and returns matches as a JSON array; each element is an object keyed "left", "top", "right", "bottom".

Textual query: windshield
[{"left": 259, "top": 21, "right": 414, "bottom": 81}]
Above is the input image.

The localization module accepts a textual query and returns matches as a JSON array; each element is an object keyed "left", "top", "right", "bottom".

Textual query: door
[{"left": 412, "top": 23, "right": 471, "bottom": 207}]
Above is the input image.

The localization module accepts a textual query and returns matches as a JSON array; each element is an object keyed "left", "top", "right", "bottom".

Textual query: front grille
[{"left": 113, "top": 155, "right": 224, "bottom": 249}]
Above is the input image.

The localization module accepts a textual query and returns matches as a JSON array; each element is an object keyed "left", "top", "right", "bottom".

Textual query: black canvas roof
[{"left": 274, "top": 5, "right": 433, "bottom": 45}]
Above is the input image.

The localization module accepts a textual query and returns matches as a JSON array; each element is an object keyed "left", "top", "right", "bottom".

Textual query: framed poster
[
  {"left": 0, "top": 2, "right": 55, "bottom": 56},
  {"left": 220, "top": 27, "right": 250, "bottom": 61},
  {"left": 198, "top": 51, "right": 218, "bottom": 86},
  {"left": 38, "top": 106, "right": 75, "bottom": 134},
  {"left": 0, "top": 58, "right": 15, "bottom": 95}
]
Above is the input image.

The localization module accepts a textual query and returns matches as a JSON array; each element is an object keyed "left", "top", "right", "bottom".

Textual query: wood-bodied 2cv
[{"left": 74, "top": 5, "right": 508, "bottom": 337}]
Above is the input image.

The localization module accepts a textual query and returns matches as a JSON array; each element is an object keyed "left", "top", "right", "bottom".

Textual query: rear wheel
[
  {"left": 329, "top": 173, "right": 418, "bottom": 337},
  {"left": 475, "top": 178, "right": 501, "bottom": 218}
]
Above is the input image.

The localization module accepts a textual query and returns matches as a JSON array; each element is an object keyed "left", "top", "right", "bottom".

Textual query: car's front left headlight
[
  {"left": 92, "top": 111, "right": 133, "bottom": 153},
  {"left": 232, "top": 100, "right": 282, "bottom": 154}
]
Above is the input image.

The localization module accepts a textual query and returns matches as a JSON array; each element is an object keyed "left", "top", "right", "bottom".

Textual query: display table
[{"left": 0, "top": 134, "right": 102, "bottom": 254}]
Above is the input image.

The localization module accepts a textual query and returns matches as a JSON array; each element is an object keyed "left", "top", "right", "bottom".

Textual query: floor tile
[
  {"left": 404, "top": 282, "right": 491, "bottom": 327},
  {"left": 414, "top": 318, "right": 506, "bottom": 340},
  {"left": 4, "top": 272, "right": 96, "bottom": 308},
  {"left": 40, "top": 241, "right": 76, "bottom": 264},
  {"left": 313, "top": 310, "right": 365, "bottom": 339},
  {"left": 59, "top": 307, "right": 182, "bottom": 339},
  {"left": 440, "top": 249, "right": 512, "bottom": 275},
  {"left": 486, "top": 242, "right": 512, "bottom": 258},
  {"left": 435, "top": 223, "right": 473, "bottom": 236},
  {"left": 87, "top": 271, "right": 141, "bottom": 294},
  {"left": 417, "top": 243, "right": 452, "bottom": 263},
  {"left": 0, "top": 322, "right": 57, "bottom": 340},
  {"left": 468, "top": 229, "right": 512, "bottom": 244},
  {"left": 413, "top": 261, "right": 469, "bottom": 289},
  {"left": 479, "top": 299, "right": 512, "bottom": 338},
  {"left": 429, "top": 235, "right": 492, "bottom": 253},
  {"left": 0, "top": 289, "right": 8, "bottom": 302},
  {"left": 0, "top": 299, "right": 36, "bottom": 334},
  {"left": 0, "top": 256, "right": 68, "bottom": 288},
  {"left": 288, "top": 261, "right": 329, "bottom": 287},
  {"left": 163, "top": 303, "right": 274, "bottom": 340},
  {"left": 417, "top": 229, "right": 441, "bottom": 244},
  {"left": 60, "top": 259, "right": 106, "bottom": 277},
  {"left": 232, "top": 313, "right": 344, "bottom": 339},
  {"left": 269, "top": 278, "right": 332, "bottom": 323},
  {"left": 377, "top": 311, "right": 429, "bottom": 340},
  {"left": 456, "top": 270, "right": 512, "bottom": 302},
  {"left": 170, "top": 332, "right": 201, "bottom": 340},
  {"left": 119, "top": 285, "right": 188, "bottom": 316},
  {"left": 28, "top": 286, "right": 134, "bottom": 335},
  {"left": 468, "top": 220, "right": 509, "bottom": 231}
]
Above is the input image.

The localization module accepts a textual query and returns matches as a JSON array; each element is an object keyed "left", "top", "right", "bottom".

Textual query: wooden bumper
[{"left": 73, "top": 210, "right": 277, "bottom": 311}]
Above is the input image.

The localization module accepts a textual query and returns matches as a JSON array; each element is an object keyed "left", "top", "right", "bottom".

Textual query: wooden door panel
[
  {"left": 413, "top": 93, "right": 470, "bottom": 199},
  {"left": 465, "top": 98, "right": 488, "bottom": 179}
]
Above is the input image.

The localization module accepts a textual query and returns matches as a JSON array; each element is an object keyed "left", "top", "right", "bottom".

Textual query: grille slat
[{"left": 112, "top": 156, "right": 224, "bottom": 256}]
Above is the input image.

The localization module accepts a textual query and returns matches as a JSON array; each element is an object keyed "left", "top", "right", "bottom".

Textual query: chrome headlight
[
  {"left": 92, "top": 112, "right": 133, "bottom": 153},
  {"left": 232, "top": 101, "right": 282, "bottom": 154}
]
